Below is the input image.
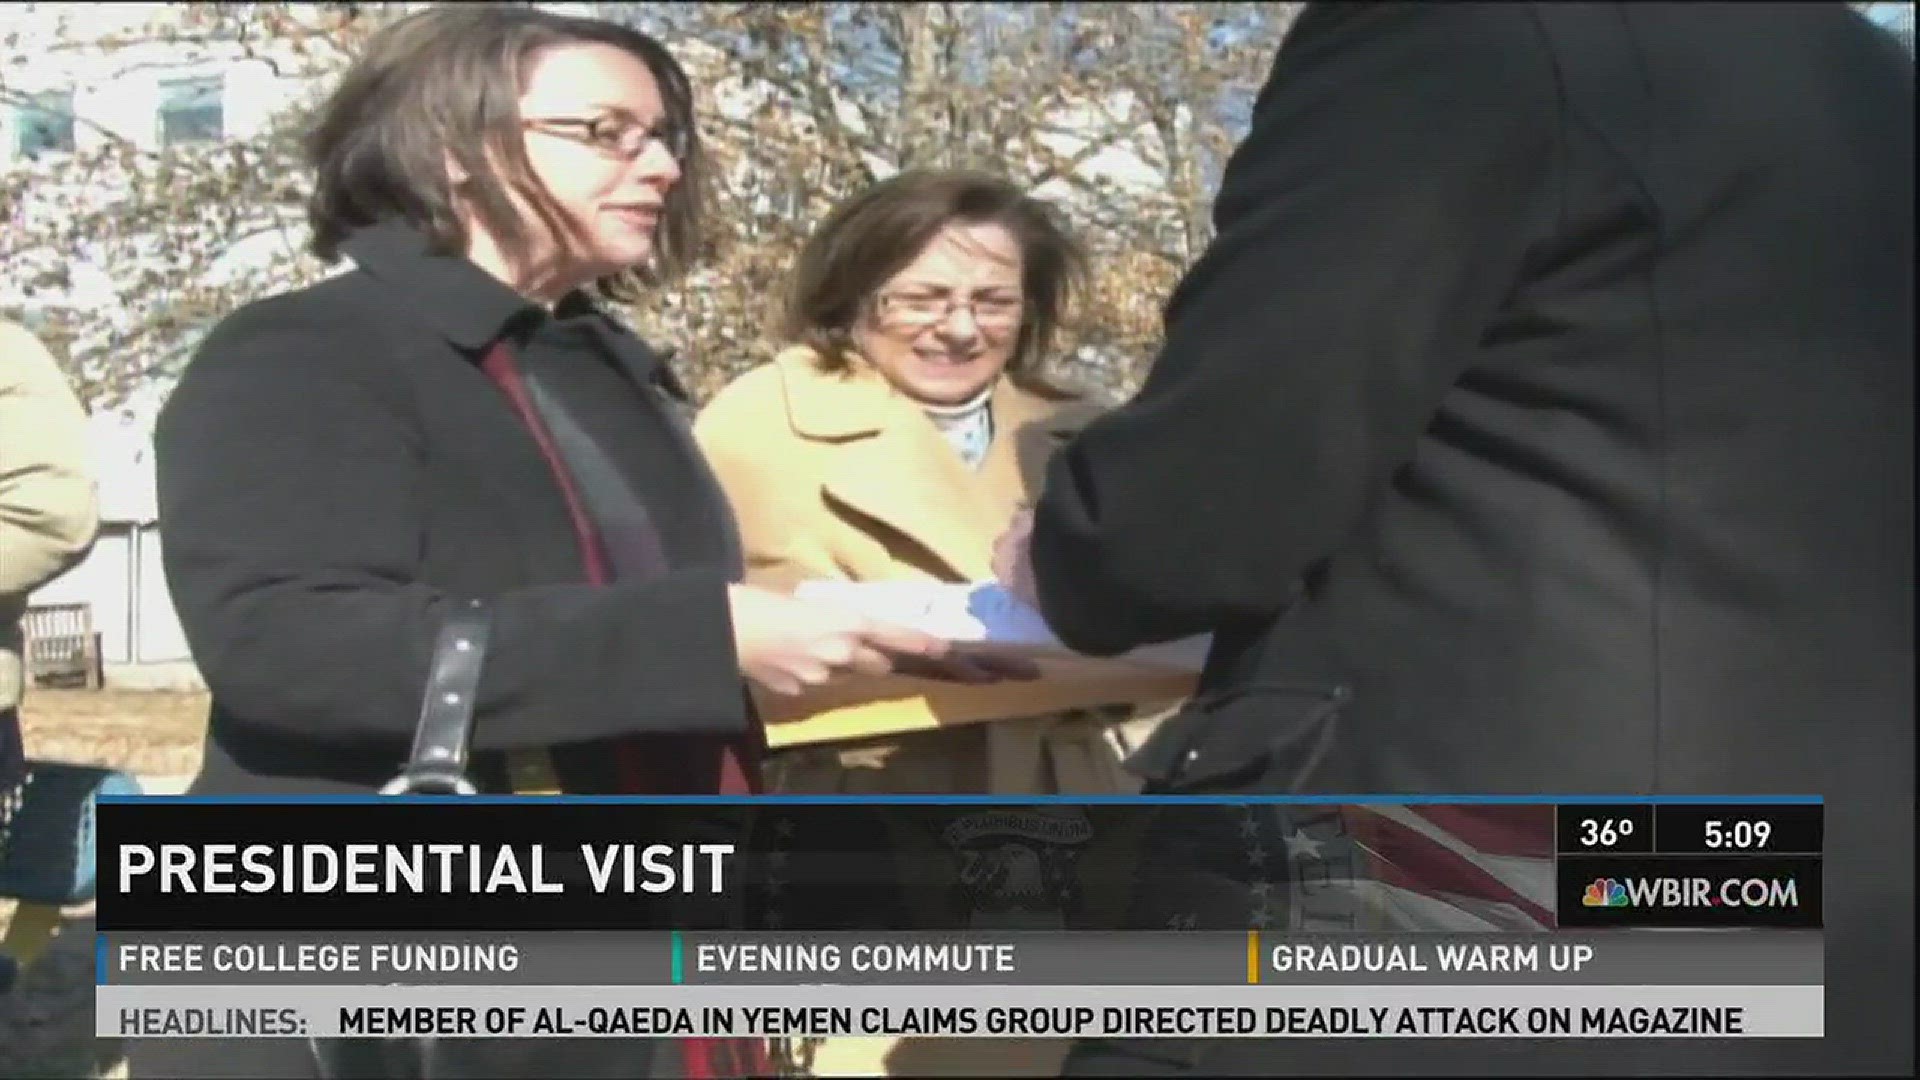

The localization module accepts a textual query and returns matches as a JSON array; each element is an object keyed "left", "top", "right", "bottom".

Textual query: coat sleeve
[
  {"left": 154, "top": 306, "right": 746, "bottom": 749},
  {"left": 693, "top": 374, "right": 842, "bottom": 592},
  {"left": 0, "top": 322, "right": 99, "bottom": 597},
  {"left": 1030, "top": 3, "right": 1561, "bottom": 654}
]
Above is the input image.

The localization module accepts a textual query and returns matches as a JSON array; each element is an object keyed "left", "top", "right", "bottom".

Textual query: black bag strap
[
  {"left": 545, "top": 325, "right": 748, "bottom": 577},
  {"left": 311, "top": 602, "right": 490, "bottom": 1076},
  {"left": 380, "top": 599, "right": 490, "bottom": 796},
  {"left": 519, "top": 361, "right": 672, "bottom": 580}
]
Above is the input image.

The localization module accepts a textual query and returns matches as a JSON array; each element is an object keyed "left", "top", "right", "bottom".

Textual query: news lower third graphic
[{"left": 93, "top": 796, "right": 1824, "bottom": 1041}]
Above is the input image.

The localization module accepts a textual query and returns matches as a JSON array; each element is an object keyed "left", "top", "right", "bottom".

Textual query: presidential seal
[{"left": 941, "top": 807, "right": 1094, "bottom": 929}]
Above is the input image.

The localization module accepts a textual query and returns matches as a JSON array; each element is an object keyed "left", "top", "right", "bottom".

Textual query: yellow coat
[
  {"left": 698, "top": 346, "right": 1181, "bottom": 1073},
  {"left": 1, "top": 320, "right": 99, "bottom": 715},
  {"left": 694, "top": 346, "right": 1188, "bottom": 793}
]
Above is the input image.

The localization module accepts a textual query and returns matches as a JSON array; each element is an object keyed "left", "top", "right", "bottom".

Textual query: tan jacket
[
  {"left": 1, "top": 320, "right": 99, "bottom": 713},
  {"left": 694, "top": 346, "right": 1187, "bottom": 772}
]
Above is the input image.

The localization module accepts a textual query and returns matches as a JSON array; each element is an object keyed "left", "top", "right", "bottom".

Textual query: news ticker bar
[
  {"left": 98, "top": 799, "right": 1823, "bottom": 931},
  {"left": 99, "top": 931, "right": 1822, "bottom": 987},
  {"left": 98, "top": 984, "right": 1825, "bottom": 1039}
]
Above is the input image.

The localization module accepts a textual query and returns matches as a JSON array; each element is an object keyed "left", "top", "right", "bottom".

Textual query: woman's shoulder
[
  {"left": 695, "top": 346, "right": 819, "bottom": 431},
  {"left": 185, "top": 270, "right": 423, "bottom": 383},
  {"left": 0, "top": 318, "right": 65, "bottom": 392},
  {"left": 1005, "top": 370, "right": 1117, "bottom": 431},
  {"left": 198, "top": 271, "right": 387, "bottom": 350},
  {"left": 165, "top": 271, "right": 419, "bottom": 423}
]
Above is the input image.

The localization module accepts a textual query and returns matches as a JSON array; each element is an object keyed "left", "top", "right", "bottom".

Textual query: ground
[
  {"left": 14, "top": 689, "right": 209, "bottom": 780},
  {"left": 2, "top": 689, "right": 208, "bottom": 1080}
]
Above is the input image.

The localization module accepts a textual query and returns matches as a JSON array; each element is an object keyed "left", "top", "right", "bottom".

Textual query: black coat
[
  {"left": 155, "top": 222, "right": 753, "bottom": 799},
  {"left": 1032, "top": 4, "right": 1912, "bottom": 1075},
  {"left": 137, "top": 225, "right": 757, "bottom": 1079}
]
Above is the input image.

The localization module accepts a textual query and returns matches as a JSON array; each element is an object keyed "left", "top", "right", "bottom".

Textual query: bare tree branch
[{"left": 8, "top": 1, "right": 1304, "bottom": 409}]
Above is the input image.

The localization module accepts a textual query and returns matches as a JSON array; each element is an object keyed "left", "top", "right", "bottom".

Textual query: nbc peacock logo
[{"left": 1582, "top": 878, "right": 1629, "bottom": 907}]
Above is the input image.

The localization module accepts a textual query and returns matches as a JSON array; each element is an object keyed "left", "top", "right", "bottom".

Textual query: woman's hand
[
  {"left": 991, "top": 506, "right": 1040, "bottom": 609},
  {"left": 727, "top": 584, "right": 951, "bottom": 696}
]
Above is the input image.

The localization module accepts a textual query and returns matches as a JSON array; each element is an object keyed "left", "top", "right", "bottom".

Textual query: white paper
[{"left": 795, "top": 580, "right": 1211, "bottom": 673}]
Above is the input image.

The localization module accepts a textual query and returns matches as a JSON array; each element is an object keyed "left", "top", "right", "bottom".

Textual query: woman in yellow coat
[
  {"left": 694, "top": 170, "right": 1188, "bottom": 1076},
  {"left": 696, "top": 169, "right": 1186, "bottom": 797}
]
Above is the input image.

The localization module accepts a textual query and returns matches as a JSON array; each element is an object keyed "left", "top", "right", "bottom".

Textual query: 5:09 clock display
[{"left": 1703, "top": 819, "right": 1773, "bottom": 849}]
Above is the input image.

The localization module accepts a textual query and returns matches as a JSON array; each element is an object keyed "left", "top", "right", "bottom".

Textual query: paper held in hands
[
  {"left": 795, "top": 579, "right": 1211, "bottom": 675},
  {"left": 764, "top": 580, "right": 1205, "bottom": 748}
]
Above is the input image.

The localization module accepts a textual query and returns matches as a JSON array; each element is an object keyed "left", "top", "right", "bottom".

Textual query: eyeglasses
[
  {"left": 876, "top": 291, "right": 1025, "bottom": 329},
  {"left": 522, "top": 114, "right": 687, "bottom": 162}
]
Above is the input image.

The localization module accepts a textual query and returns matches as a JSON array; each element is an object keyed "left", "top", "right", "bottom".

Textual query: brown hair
[
  {"left": 303, "top": 3, "right": 706, "bottom": 299},
  {"left": 781, "top": 170, "right": 1087, "bottom": 390}
]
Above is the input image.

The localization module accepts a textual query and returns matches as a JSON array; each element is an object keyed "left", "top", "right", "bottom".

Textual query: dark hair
[
  {"left": 304, "top": 3, "right": 706, "bottom": 299},
  {"left": 781, "top": 170, "right": 1088, "bottom": 390}
]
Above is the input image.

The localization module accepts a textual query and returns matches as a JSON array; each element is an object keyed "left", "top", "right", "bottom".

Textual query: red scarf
[{"left": 481, "top": 343, "right": 771, "bottom": 1077}]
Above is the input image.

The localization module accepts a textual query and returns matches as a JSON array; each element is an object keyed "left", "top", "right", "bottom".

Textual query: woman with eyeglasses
[
  {"left": 694, "top": 170, "right": 1190, "bottom": 1076},
  {"left": 140, "top": 7, "right": 949, "bottom": 1078}
]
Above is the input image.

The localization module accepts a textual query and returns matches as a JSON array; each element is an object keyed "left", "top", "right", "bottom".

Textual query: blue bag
[{"left": 0, "top": 760, "right": 143, "bottom": 990}]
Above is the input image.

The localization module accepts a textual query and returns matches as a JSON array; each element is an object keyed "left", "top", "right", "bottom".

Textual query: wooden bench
[{"left": 21, "top": 603, "right": 101, "bottom": 690}]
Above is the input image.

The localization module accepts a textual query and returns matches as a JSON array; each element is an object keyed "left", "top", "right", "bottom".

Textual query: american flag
[{"left": 1337, "top": 804, "right": 1559, "bottom": 931}]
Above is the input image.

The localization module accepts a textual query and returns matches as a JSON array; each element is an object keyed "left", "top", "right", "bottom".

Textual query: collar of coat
[
  {"left": 339, "top": 219, "right": 551, "bottom": 350},
  {"left": 336, "top": 219, "right": 693, "bottom": 402},
  {"left": 773, "top": 344, "right": 1093, "bottom": 442},
  {"left": 768, "top": 344, "right": 1102, "bottom": 580}
]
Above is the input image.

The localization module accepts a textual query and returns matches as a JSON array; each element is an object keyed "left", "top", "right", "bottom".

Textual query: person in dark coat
[
  {"left": 134, "top": 6, "right": 951, "bottom": 1079},
  {"left": 997, "top": 3, "right": 1912, "bottom": 1075}
]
